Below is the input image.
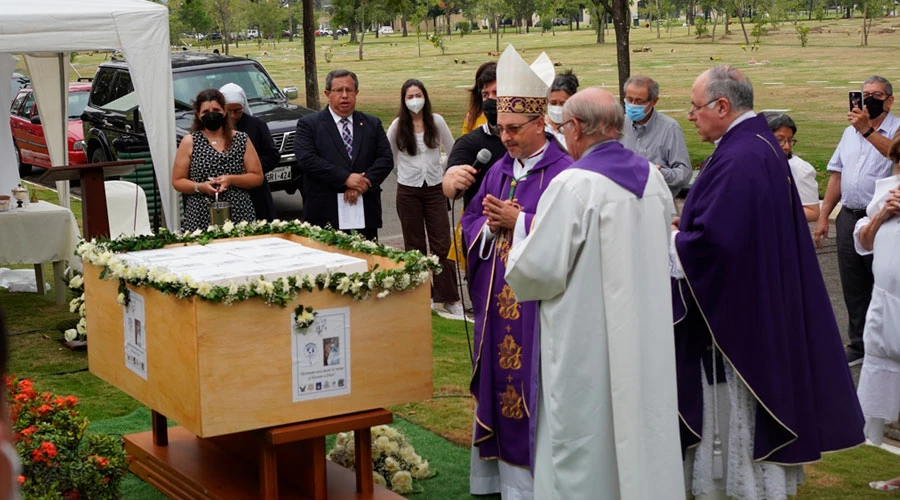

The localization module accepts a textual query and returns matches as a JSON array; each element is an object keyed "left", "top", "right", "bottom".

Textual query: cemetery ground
[{"left": 5, "top": 18, "right": 900, "bottom": 497}]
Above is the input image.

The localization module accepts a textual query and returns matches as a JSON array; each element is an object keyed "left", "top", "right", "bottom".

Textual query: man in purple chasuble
[
  {"left": 672, "top": 65, "right": 865, "bottom": 499},
  {"left": 461, "top": 45, "right": 572, "bottom": 499}
]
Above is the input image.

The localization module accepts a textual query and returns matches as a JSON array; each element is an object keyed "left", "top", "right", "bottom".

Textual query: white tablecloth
[{"left": 0, "top": 200, "right": 81, "bottom": 268}]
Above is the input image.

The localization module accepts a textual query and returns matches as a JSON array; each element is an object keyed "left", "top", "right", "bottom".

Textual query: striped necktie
[{"left": 340, "top": 117, "right": 353, "bottom": 157}]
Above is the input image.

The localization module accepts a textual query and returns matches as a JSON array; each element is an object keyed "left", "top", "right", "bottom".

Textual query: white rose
[
  {"left": 69, "top": 297, "right": 81, "bottom": 313},
  {"left": 337, "top": 276, "right": 352, "bottom": 294},
  {"left": 197, "top": 282, "right": 213, "bottom": 296},
  {"left": 69, "top": 275, "right": 83, "bottom": 289},
  {"left": 64, "top": 329, "right": 78, "bottom": 342},
  {"left": 377, "top": 290, "right": 390, "bottom": 299},
  {"left": 191, "top": 228, "right": 204, "bottom": 237},
  {"left": 390, "top": 471, "right": 413, "bottom": 494},
  {"left": 382, "top": 276, "right": 395, "bottom": 289},
  {"left": 411, "top": 461, "right": 430, "bottom": 479},
  {"left": 350, "top": 280, "right": 362, "bottom": 294},
  {"left": 417, "top": 271, "right": 430, "bottom": 284},
  {"left": 116, "top": 293, "right": 127, "bottom": 305},
  {"left": 399, "top": 445, "right": 418, "bottom": 464},
  {"left": 384, "top": 457, "right": 401, "bottom": 474},
  {"left": 228, "top": 283, "right": 240, "bottom": 296},
  {"left": 237, "top": 220, "right": 249, "bottom": 229},
  {"left": 373, "top": 472, "right": 387, "bottom": 487},
  {"left": 78, "top": 303, "right": 86, "bottom": 316},
  {"left": 76, "top": 317, "right": 87, "bottom": 335}
]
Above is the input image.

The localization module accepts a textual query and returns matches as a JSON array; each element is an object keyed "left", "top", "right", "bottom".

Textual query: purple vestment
[
  {"left": 573, "top": 140, "right": 650, "bottom": 197},
  {"left": 673, "top": 114, "right": 864, "bottom": 463},
  {"left": 462, "top": 136, "right": 572, "bottom": 467}
]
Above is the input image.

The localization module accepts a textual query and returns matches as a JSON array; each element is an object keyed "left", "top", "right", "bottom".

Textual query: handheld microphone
[
  {"left": 471, "top": 148, "right": 493, "bottom": 173},
  {"left": 454, "top": 148, "right": 493, "bottom": 199}
]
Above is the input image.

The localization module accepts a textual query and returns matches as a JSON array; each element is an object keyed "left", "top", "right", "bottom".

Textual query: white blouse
[{"left": 386, "top": 114, "right": 455, "bottom": 188}]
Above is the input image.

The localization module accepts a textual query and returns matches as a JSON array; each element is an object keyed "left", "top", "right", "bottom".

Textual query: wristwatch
[
  {"left": 194, "top": 182, "right": 200, "bottom": 194},
  {"left": 863, "top": 127, "right": 876, "bottom": 138}
]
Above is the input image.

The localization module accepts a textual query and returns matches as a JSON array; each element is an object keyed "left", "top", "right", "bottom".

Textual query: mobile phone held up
[{"left": 849, "top": 91, "right": 863, "bottom": 112}]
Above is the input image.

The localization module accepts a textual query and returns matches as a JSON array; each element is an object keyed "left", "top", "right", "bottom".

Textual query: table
[{"left": 0, "top": 200, "right": 81, "bottom": 305}]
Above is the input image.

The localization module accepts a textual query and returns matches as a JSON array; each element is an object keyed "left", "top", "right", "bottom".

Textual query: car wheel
[
  {"left": 91, "top": 148, "right": 108, "bottom": 164},
  {"left": 15, "top": 146, "right": 31, "bottom": 177}
]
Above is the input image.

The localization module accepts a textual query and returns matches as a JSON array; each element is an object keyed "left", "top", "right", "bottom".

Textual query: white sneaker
[{"left": 434, "top": 301, "right": 473, "bottom": 322}]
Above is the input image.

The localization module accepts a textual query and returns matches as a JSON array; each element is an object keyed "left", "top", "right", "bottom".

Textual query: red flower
[
  {"left": 16, "top": 475, "right": 25, "bottom": 486},
  {"left": 13, "top": 393, "right": 30, "bottom": 403},
  {"left": 63, "top": 491, "right": 79, "bottom": 500},
  {"left": 40, "top": 442, "right": 58, "bottom": 458},
  {"left": 36, "top": 404, "right": 53, "bottom": 417},
  {"left": 64, "top": 395, "right": 78, "bottom": 407},
  {"left": 90, "top": 455, "right": 109, "bottom": 468},
  {"left": 31, "top": 449, "right": 46, "bottom": 464}
]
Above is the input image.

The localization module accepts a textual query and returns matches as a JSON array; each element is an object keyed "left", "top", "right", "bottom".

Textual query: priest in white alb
[{"left": 504, "top": 88, "right": 684, "bottom": 499}]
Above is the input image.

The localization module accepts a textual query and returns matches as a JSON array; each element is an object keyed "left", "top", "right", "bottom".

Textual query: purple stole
[
  {"left": 673, "top": 114, "right": 864, "bottom": 462},
  {"left": 461, "top": 137, "right": 572, "bottom": 467}
]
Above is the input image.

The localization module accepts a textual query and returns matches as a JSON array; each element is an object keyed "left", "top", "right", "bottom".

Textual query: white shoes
[{"left": 432, "top": 300, "right": 473, "bottom": 323}]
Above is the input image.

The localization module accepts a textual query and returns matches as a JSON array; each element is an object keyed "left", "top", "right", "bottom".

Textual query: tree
[
  {"left": 208, "top": 0, "right": 237, "bottom": 54},
  {"left": 473, "top": 0, "right": 507, "bottom": 52},
  {"left": 302, "top": 0, "right": 319, "bottom": 110},
  {"left": 171, "top": 0, "right": 213, "bottom": 41},
  {"left": 592, "top": 0, "right": 630, "bottom": 103}
]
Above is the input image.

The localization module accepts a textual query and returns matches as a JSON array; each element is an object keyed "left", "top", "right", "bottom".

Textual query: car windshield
[
  {"left": 172, "top": 63, "right": 282, "bottom": 110},
  {"left": 68, "top": 91, "right": 89, "bottom": 119}
]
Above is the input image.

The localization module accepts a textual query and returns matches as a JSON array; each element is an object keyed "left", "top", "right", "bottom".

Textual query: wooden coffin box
[{"left": 84, "top": 234, "right": 433, "bottom": 437}]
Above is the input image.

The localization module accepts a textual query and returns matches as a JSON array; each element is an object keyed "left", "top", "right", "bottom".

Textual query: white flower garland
[{"left": 75, "top": 219, "right": 442, "bottom": 310}]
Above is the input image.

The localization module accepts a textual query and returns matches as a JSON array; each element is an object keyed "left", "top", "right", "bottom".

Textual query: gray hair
[
  {"left": 624, "top": 75, "right": 659, "bottom": 101},
  {"left": 325, "top": 69, "right": 359, "bottom": 91},
  {"left": 563, "top": 88, "right": 624, "bottom": 139},
  {"left": 763, "top": 111, "right": 797, "bottom": 135},
  {"left": 864, "top": 76, "right": 893, "bottom": 97},
  {"left": 704, "top": 65, "right": 753, "bottom": 112}
]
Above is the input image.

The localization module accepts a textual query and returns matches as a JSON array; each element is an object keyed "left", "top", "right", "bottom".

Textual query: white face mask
[
  {"left": 405, "top": 97, "right": 425, "bottom": 114},
  {"left": 547, "top": 105, "right": 564, "bottom": 124}
]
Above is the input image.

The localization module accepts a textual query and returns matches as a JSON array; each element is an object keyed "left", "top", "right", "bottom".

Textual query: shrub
[{"left": 6, "top": 376, "right": 129, "bottom": 499}]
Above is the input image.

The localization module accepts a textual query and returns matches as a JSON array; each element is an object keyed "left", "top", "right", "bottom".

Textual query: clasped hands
[
  {"left": 202, "top": 175, "right": 231, "bottom": 195},
  {"left": 482, "top": 194, "right": 520, "bottom": 233},
  {"left": 344, "top": 173, "right": 371, "bottom": 205},
  {"left": 879, "top": 188, "right": 900, "bottom": 220}
]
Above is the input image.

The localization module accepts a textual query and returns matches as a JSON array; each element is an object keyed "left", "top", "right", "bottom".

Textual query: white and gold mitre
[{"left": 496, "top": 45, "right": 555, "bottom": 116}]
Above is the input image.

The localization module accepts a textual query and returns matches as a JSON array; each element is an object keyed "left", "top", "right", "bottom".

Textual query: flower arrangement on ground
[
  {"left": 327, "top": 424, "right": 433, "bottom": 494},
  {"left": 5, "top": 376, "right": 129, "bottom": 499},
  {"left": 63, "top": 273, "right": 87, "bottom": 343}
]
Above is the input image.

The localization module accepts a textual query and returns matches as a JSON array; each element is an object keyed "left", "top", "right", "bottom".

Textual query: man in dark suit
[{"left": 294, "top": 69, "right": 394, "bottom": 240}]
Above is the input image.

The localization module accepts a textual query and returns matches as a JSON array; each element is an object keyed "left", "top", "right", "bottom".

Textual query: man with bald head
[
  {"left": 672, "top": 65, "right": 864, "bottom": 499},
  {"left": 504, "top": 88, "right": 683, "bottom": 499}
]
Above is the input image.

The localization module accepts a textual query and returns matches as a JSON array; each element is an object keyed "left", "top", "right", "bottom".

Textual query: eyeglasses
[
  {"left": 558, "top": 119, "right": 575, "bottom": 132},
  {"left": 862, "top": 91, "right": 891, "bottom": 100},
  {"left": 688, "top": 98, "right": 720, "bottom": 114},
  {"left": 328, "top": 87, "right": 357, "bottom": 95},
  {"left": 624, "top": 97, "right": 650, "bottom": 106},
  {"left": 496, "top": 116, "right": 541, "bottom": 136},
  {"left": 777, "top": 138, "right": 798, "bottom": 147}
]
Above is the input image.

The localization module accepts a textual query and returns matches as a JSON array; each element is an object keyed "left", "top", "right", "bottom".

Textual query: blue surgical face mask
[{"left": 625, "top": 102, "right": 648, "bottom": 122}]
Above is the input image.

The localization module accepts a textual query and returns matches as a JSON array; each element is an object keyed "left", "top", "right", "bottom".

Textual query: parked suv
[{"left": 81, "top": 51, "right": 313, "bottom": 197}]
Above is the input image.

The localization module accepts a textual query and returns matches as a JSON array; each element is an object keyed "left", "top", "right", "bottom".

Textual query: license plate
[{"left": 266, "top": 166, "right": 292, "bottom": 182}]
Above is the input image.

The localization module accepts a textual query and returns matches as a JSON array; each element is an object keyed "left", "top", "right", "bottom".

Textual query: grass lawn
[{"left": 5, "top": 19, "right": 900, "bottom": 497}]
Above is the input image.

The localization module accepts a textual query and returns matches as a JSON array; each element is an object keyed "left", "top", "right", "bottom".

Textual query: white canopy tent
[{"left": 0, "top": 0, "right": 180, "bottom": 231}]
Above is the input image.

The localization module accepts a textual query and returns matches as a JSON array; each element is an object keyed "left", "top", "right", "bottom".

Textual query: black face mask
[
  {"left": 200, "top": 111, "right": 225, "bottom": 131},
  {"left": 482, "top": 98, "right": 498, "bottom": 127},
  {"left": 864, "top": 96, "right": 886, "bottom": 120}
]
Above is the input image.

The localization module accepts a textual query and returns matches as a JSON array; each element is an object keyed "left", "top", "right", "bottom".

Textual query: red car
[{"left": 10, "top": 82, "right": 91, "bottom": 176}]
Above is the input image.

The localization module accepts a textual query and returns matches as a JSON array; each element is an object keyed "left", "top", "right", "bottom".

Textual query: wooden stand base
[{"left": 125, "top": 410, "right": 404, "bottom": 500}]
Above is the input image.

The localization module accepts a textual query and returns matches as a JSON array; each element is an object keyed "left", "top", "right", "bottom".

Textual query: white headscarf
[{"left": 219, "top": 83, "right": 253, "bottom": 116}]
